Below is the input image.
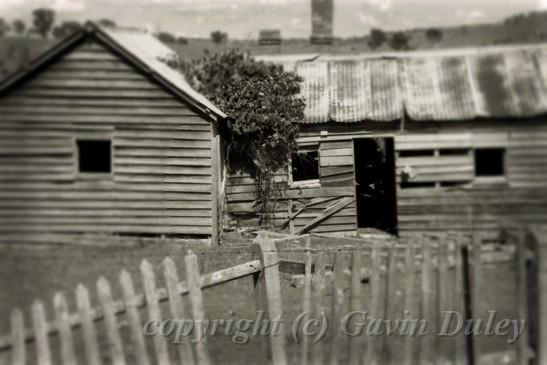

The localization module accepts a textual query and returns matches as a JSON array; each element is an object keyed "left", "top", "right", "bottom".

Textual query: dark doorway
[{"left": 354, "top": 138, "right": 398, "bottom": 234}]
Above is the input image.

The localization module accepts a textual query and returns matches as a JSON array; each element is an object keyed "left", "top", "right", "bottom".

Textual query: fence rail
[{"left": 0, "top": 230, "right": 543, "bottom": 364}]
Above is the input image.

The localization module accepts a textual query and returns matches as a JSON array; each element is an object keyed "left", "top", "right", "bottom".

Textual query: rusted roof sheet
[{"left": 259, "top": 44, "right": 547, "bottom": 123}]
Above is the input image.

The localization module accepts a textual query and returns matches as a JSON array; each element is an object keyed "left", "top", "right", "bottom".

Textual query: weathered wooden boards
[{"left": 0, "top": 42, "right": 215, "bottom": 237}]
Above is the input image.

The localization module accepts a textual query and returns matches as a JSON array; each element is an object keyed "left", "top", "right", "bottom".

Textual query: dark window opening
[
  {"left": 401, "top": 181, "right": 436, "bottom": 189},
  {"left": 291, "top": 150, "right": 319, "bottom": 182},
  {"left": 439, "top": 149, "right": 470, "bottom": 156},
  {"left": 399, "top": 150, "right": 435, "bottom": 158},
  {"left": 354, "top": 138, "right": 397, "bottom": 234},
  {"left": 475, "top": 148, "right": 505, "bottom": 177},
  {"left": 77, "top": 140, "right": 112, "bottom": 173}
]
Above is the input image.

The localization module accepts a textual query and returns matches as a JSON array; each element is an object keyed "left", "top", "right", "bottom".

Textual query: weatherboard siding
[{"left": 0, "top": 42, "right": 214, "bottom": 237}]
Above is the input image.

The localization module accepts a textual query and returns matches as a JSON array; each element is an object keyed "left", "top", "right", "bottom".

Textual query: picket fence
[{"left": 0, "top": 229, "right": 545, "bottom": 365}]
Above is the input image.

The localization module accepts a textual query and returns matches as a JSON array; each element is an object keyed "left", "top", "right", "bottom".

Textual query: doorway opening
[{"left": 354, "top": 137, "right": 398, "bottom": 234}]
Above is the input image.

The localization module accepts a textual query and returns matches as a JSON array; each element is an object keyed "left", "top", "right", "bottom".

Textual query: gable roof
[
  {"left": 0, "top": 22, "right": 226, "bottom": 121},
  {"left": 257, "top": 43, "right": 547, "bottom": 123}
]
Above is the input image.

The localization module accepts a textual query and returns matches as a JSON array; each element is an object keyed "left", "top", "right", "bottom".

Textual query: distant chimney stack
[{"left": 311, "top": 0, "right": 334, "bottom": 45}]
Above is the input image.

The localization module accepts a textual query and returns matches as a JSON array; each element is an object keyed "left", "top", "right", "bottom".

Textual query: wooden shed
[
  {"left": 0, "top": 22, "right": 226, "bottom": 243},
  {"left": 227, "top": 45, "right": 547, "bottom": 236}
]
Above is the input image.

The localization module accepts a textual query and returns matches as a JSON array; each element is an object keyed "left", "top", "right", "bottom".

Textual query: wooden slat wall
[
  {"left": 0, "top": 42, "right": 214, "bottom": 237},
  {"left": 225, "top": 137, "right": 357, "bottom": 233},
  {"left": 396, "top": 128, "right": 547, "bottom": 234}
]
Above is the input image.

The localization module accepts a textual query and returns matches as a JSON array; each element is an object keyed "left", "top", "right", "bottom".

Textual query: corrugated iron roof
[{"left": 258, "top": 44, "right": 547, "bottom": 123}]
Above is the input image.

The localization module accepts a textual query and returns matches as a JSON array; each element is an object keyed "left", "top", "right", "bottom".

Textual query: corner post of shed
[
  {"left": 532, "top": 227, "right": 547, "bottom": 364},
  {"left": 211, "top": 120, "right": 223, "bottom": 245}
]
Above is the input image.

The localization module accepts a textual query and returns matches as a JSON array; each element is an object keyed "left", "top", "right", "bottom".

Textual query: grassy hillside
[{"left": 1, "top": 10, "right": 547, "bottom": 81}]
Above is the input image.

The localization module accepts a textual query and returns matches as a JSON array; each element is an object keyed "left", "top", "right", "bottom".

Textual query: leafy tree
[
  {"left": 12, "top": 19, "right": 26, "bottom": 35},
  {"left": 177, "top": 36, "right": 189, "bottom": 45},
  {"left": 157, "top": 32, "right": 176, "bottom": 43},
  {"left": 426, "top": 28, "right": 443, "bottom": 45},
  {"left": 390, "top": 31, "right": 410, "bottom": 51},
  {"left": 52, "top": 21, "right": 82, "bottom": 39},
  {"left": 32, "top": 8, "right": 55, "bottom": 38},
  {"left": 368, "top": 28, "right": 386, "bottom": 49},
  {"left": 98, "top": 18, "right": 116, "bottom": 27},
  {"left": 211, "top": 30, "right": 228, "bottom": 44},
  {"left": 180, "top": 50, "right": 305, "bottom": 226}
]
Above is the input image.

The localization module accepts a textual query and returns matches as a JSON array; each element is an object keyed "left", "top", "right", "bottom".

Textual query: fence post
[
  {"left": 516, "top": 229, "right": 529, "bottom": 365},
  {"left": 256, "top": 237, "right": 288, "bottom": 365},
  {"left": 364, "top": 242, "right": 382, "bottom": 365},
  {"left": 54, "top": 292, "right": 77, "bottom": 365},
  {"left": 533, "top": 227, "right": 547, "bottom": 365},
  {"left": 185, "top": 251, "right": 212, "bottom": 365},
  {"left": 32, "top": 300, "right": 51, "bottom": 365},
  {"left": 76, "top": 284, "right": 101, "bottom": 365},
  {"left": 10, "top": 309, "right": 25, "bottom": 365},
  {"left": 349, "top": 251, "right": 363, "bottom": 365},
  {"left": 300, "top": 236, "right": 313, "bottom": 365},
  {"left": 402, "top": 238, "right": 416, "bottom": 365},
  {"left": 470, "top": 233, "right": 482, "bottom": 365},
  {"left": 97, "top": 277, "right": 125, "bottom": 365}
]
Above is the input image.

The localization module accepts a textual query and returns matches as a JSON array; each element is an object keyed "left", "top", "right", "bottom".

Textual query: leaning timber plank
[
  {"left": 32, "top": 300, "right": 51, "bottom": 365},
  {"left": 119, "top": 271, "right": 150, "bottom": 365},
  {"left": 54, "top": 292, "right": 77, "bottom": 365},
  {"left": 296, "top": 197, "right": 355, "bottom": 235},
  {"left": 141, "top": 260, "right": 170, "bottom": 365},
  {"left": 185, "top": 252, "right": 212, "bottom": 365},
  {"left": 0, "top": 260, "right": 264, "bottom": 352},
  {"left": 76, "top": 284, "right": 101, "bottom": 365},
  {"left": 281, "top": 197, "right": 339, "bottom": 228}
]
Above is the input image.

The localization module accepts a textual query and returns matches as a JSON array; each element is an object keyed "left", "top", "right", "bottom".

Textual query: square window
[
  {"left": 291, "top": 150, "right": 319, "bottom": 182},
  {"left": 475, "top": 148, "right": 505, "bottom": 177},
  {"left": 77, "top": 140, "right": 112, "bottom": 173}
]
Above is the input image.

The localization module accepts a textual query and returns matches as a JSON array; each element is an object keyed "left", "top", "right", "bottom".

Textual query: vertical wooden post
[
  {"left": 300, "top": 237, "right": 313, "bottom": 365},
  {"left": 516, "top": 228, "right": 529, "bottom": 365},
  {"left": 185, "top": 251, "right": 212, "bottom": 365},
  {"left": 437, "top": 240, "right": 449, "bottom": 365},
  {"left": 420, "top": 238, "right": 434, "bottom": 365},
  {"left": 533, "top": 227, "right": 547, "bottom": 365},
  {"left": 10, "top": 309, "right": 25, "bottom": 365},
  {"left": 119, "top": 270, "right": 150, "bottom": 365},
  {"left": 32, "top": 300, "right": 51, "bottom": 365},
  {"left": 163, "top": 257, "right": 195, "bottom": 365},
  {"left": 256, "top": 238, "right": 288, "bottom": 365},
  {"left": 364, "top": 243, "right": 382, "bottom": 365},
  {"left": 454, "top": 238, "right": 467, "bottom": 365},
  {"left": 54, "top": 292, "right": 77, "bottom": 365},
  {"left": 469, "top": 233, "right": 482, "bottom": 365},
  {"left": 97, "top": 277, "right": 125, "bottom": 365},
  {"left": 384, "top": 241, "right": 398, "bottom": 364},
  {"left": 76, "top": 284, "right": 101, "bottom": 365},
  {"left": 330, "top": 251, "right": 348, "bottom": 365},
  {"left": 311, "top": 251, "right": 327, "bottom": 365},
  {"left": 349, "top": 251, "right": 363, "bottom": 365},
  {"left": 211, "top": 122, "right": 222, "bottom": 245},
  {"left": 141, "top": 260, "right": 170, "bottom": 365},
  {"left": 402, "top": 239, "right": 416, "bottom": 365}
]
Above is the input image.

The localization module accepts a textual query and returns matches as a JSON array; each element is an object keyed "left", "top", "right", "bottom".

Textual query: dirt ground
[{"left": 0, "top": 237, "right": 522, "bottom": 364}]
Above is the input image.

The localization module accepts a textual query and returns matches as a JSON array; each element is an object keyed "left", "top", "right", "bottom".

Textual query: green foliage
[
  {"left": 32, "top": 8, "right": 55, "bottom": 38},
  {"left": 368, "top": 28, "right": 386, "bottom": 49},
  {"left": 181, "top": 49, "right": 305, "bottom": 225},
  {"left": 390, "top": 31, "right": 410, "bottom": 51}
]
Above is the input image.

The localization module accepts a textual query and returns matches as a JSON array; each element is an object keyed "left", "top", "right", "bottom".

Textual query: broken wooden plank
[{"left": 296, "top": 197, "right": 355, "bottom": 235}]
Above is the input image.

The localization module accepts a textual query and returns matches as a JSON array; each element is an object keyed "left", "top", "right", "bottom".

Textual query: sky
[{"left": 1, "top": 0, "right": 546, "bottom": 38}]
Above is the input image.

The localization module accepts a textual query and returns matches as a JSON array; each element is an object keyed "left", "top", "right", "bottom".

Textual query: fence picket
[
  {"left": 163, "top": 257, "right": 195, "bottom": 365},
  {"left": 330, "top": 252, "right": 348, "bottom": 365},
  {"left": 437, "top": 241, "right": 449, "bottom": 365},
  {"left": 54, "top": 292, "right": 77, "bottom": 365},
  {"left": 119, "top": 270, "right": 150, "bottom": 365},
  {"left": 255, "top": 239, "right": 288, "bottom": 365},
  {"left": 402, "top": 239, "right": 416, "bottom": 365},
  {"left": 185, "top": 251, "right": 212, "bottom": 365},
  {"left": 76, "top": 284, "right": 101, "bottom": 365},
  {"left": 470, "top": 234, "right": 482, "bottom": 365},
  {"left": 516, "top": 229, "right": 529, "bottom": 365},
  {"left": 384, "top": 241, "right": 398, "bottom": 364},
  {"left": 10, "top": 309, "right": 25, "bottom": 365},
  {"left": 97, "top": 277, "right": 125, "bottom": 365},
  {"left": 349, "top": 251, "right": 363, "bottom": 365},
  {"left": 300, "top": 237, "right": 313, "bottom": 365},
  {"left": 141, "top": 260, "right": 170, "bottom": 365},
  {"left": 453, "top": 238, "right": 466, "bottom": 365},
  {"left": 32, "top": 300, "right": 51, "bottom": 365},
  {"left": 311, "top": 251, "right": 327, "bottom": 365},
  {"left": 420, "top": 239, "right": 434, "bottom": 365},
  {"left": 363, "top": 243, "right": 382, "bottom": 365}
]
